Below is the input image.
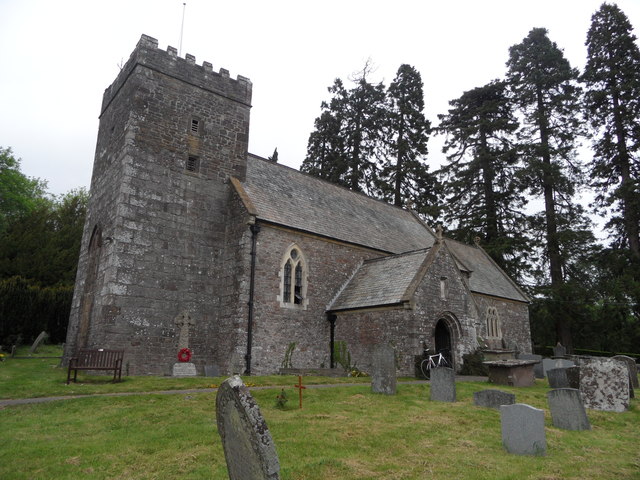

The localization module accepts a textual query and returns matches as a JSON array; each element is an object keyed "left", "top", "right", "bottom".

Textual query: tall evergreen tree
[
  {"left": 437, "top": 80, "right": 528, "bottom": 279},
  {"left": 301, "top": 69, "right": 386, "bottom": 195},
  {"left": 583, "top": 2, "right": 640, "bottom": 258},
  {"left": 376, "top": 64, "right": 436, "bottom": 218},
  {"left": 506, "top": 28, "right": 587, "bottom": 350}
]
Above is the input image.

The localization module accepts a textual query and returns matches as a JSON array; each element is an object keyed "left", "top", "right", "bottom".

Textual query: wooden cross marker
[{"left": 294, "top": 375, "right": 306, "bottom": 409}]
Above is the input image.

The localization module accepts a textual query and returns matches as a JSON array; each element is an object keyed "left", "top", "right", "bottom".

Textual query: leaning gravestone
[
  {"left": 517, "top": 353, "right": 543, "bottom": 378},
  {"left": 547, "top": 368, "right": 570, "bottom": 388},
  {"left": 430, "top": 367, "right": 456, "bottom": 402},
  {"left": 500, "top": 403, "right": 546, "bottom": 456},
  {"left": 473, "top": 389, "right": 515, "bottom": 409},
  {"left": 29, "top": 331, "right": 48, "bottom": 354},
  {"left": 216, "top": 375, "right": 280, "bottom": 480},
  {"left": 612, "top": 355, "right": 639, "bottom": 389},
  {"left": 579, "top": 357, "right": 629, "bottom": 412},
  {"left": 371, "top": 343, "right": 396, "bottom": 395},
  {"left": 547, "top": 388, "right": 590, "bottom": 431}
]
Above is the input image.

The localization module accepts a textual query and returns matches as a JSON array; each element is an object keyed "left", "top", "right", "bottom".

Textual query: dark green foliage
[
  {"left": 437, "top": 80, "right": 528, "bottom": 280},
  {"left": 377, "top": 64, "right": 438, "bottom": 220},
  {"left": 583, "top": 3, "right": 640, "bottom": 258},
  {"left": 275, "top": 388, "right": 288, "bottom": 409}
]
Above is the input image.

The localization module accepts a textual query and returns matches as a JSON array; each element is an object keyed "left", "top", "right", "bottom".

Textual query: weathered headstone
[
  {"left": 500, "top": 403, "right": 546, "bottom": 456},
  {"left": 579, "top": 357, "right": 630, "bottom": 412},
  {"left": 547, "top": 368, "right": 570, "bottom": 388},
  {"left": 473, "top": 389, "right": 515, "bottom": 409},
  {"left": 430, "top": 367, "right": 456, "bottom": 402},
  {"left": 542, "top": 358, "right": 575, "bottom": 377},
  {"left": 517, "top": 353, "right": 543, "bottom": 378},
  {"left": 371, "top": 343, "right": 396, "bottom": 395},
  {"left": 553, "top": 342, "right": 566, "bottom": 358},
  {"left": 612, "top": 355, "right": 639, "bottom": 389},
  {"left": 215, "top": 375, "right": 280, "bottom": 480},
  {"left": 565, "top": 366, "right": 580, "bottom": 389},
  {"left": 547, "top": 388, "right": 590, "bottom": 431},
  {"left": 29, "top": 331, "right": 48, "bottom": 354}
]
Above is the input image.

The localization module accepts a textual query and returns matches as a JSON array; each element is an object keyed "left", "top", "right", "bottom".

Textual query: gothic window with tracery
[
  {"left": 280, "top": 246, "right": 307, "bottom": 308},
  {"left": 485, "top": 306, "right": 501, "bottom": 338}
]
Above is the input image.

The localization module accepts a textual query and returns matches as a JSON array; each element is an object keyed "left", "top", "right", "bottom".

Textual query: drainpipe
[
  {"left": 327, "top": 314, "right": 337, "bottom": 368},
  {"left": 245, "top": 222, "right": 260, "bottom": 375}
]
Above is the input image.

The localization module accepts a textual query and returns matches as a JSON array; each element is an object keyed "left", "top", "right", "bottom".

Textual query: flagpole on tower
[{"left": 179, "top": 3, "right": 186, "bottom": 57}]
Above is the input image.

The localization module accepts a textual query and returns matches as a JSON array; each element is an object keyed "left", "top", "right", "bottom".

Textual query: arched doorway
[{"left": 434, "top": 319, "right": 453, "bottom": 367}]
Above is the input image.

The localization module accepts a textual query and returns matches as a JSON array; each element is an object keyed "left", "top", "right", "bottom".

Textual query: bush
[{"left": 459, "top": 350, "right": 488, "bottom": 376}]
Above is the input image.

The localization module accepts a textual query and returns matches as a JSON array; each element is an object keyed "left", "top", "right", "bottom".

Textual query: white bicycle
[{"left": 420, "top": 351, "right": 450, "bottom": 379}]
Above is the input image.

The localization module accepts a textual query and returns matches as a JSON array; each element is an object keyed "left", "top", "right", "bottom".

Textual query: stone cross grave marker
[
  {"left": 371, "top": 343, "right": 396, "bottom": 395},
  {"left": 430, "top": 367, "right": 456, "bottom": 402},
  {"left": 612, "top": 355, "right": 639, "bottom": 389},
  {"left": 29, "top": 331, "right": 48, "bottom": 354},
  {"left": 547, "top": 368, "right": 570, "bottom": 389},
  {"left": 579, "top": 357, "right": 629, "bottom": 412},
  {"left": 500, "top": 403, "right": 546, "bottom": 456},
  {"left": 216, "top": 375, "right": 280, "bottom": 480},
  {"left": 547, "top": 388, "right": 591, "bottom": 431},
  {"left": 473, "top": 389, "right": 515, "bottom": 409},
  {"left": 174, "top": 311, "right": 195, "bottom": 350}
]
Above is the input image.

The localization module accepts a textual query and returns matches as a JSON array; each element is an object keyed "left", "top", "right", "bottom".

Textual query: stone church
[{"left": 63, "top": 35, "right": 532, "bottom": 376}]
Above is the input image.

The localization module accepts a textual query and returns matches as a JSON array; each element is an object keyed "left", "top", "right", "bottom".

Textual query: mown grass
[{"left": 0, "top": 348, "right": 638, "bottom": 479}]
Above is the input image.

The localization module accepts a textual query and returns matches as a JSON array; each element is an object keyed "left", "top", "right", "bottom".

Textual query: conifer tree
[
  {"left": 507, "top": 27, "right": 588, "bottom": 350},
  {"left": 583, "top": 3, "right": 640, "bottom": 258},
  {"left": 437, "top": 80, "right": 527, "bottom": 278},
  {"left": 376, "top": 64, "right": 437, "bottom": 218}
]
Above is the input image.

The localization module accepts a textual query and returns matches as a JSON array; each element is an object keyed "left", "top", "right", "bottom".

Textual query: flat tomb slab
[{"left": 483, "top": 360, "right": 537, "bottom": 387}]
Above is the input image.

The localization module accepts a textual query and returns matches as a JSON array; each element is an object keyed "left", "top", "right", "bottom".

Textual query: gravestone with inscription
[
  {"left": 216, "top": 375, "right": 280, "bottom": 480},
  {"left": 547, "top": 388, "right": 590, "bottom": 431},
  {"left": 500, "top": 403, "right": 546, "bottom": 456},
  {"left": 371, "top": 343, "right": 396, "bottom": 395},
  {"left": 579, "top": 357, "right": 629, "bottom": 412},
  {"left": 473, "top": 389, "right": 515, "bottom": 409},
  {"left": 430, "top": 367, "right": 456, "bottom": 402}
]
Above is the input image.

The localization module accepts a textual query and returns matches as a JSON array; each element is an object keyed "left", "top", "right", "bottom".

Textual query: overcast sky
[{"left": 2, "top": 0, "right": 640, "bottom": 198}]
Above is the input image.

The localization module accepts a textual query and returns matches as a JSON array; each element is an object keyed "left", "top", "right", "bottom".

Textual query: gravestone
[
  {"left": 547, "top": 388, "right": 590, "bottom": 431},
  {"left": 172, "top": 311, "right": 196, "bottom": 377},
  {"left": 553, "top": 342, "right": 566, "bottom": 358},
  {"left": 430, "top": 367, "right": 456, "bottom": 402},
  {"left": 612, "top": 355, "right": 639, "bottom": 389},
  {"left": 371, "top": 343, "right": 396, "bottom": 395},
  {"left": 216, "top": 375, "right": 280, "bottom": 480},
  {"left": 542, "top": 358, "right": 575, "bottom": 377},
  {"left": 547, "top": 368, "right": 570, "bottom": 388},
  {"left": 565, "top": 366, "right": 580, "bottom": 389},
  {"left": 517, "top": 353, "right": 543, "bottom": 378},
  {"left": 500, "top": 403, "right": 546, "bottom": 456},
  {"left": 579, "top": 357, "right": 629, "bottom": 412},
  {"left": 473, "top": 389, "right": 515, "bottom": 409},
  {"left": 29, "top": 331, "right": 48, "bottom": 354}
]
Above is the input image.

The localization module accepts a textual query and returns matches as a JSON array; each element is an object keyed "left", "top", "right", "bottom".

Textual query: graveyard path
[{"left": 0, "top": 376, "right": 488, "bottom": 408}]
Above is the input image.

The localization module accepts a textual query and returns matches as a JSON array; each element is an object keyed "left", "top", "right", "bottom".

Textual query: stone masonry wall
[
  {"left": 473, "top": 294, "right": 532, "bottom": 354},
  {"left": 65, "top": 35, "right": 252, "bottom": 375},
  {"left": 334, "top": 244, "right": 481, "bottom": 376}
]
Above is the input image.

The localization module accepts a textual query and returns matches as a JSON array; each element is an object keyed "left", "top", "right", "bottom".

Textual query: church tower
[{"left": 64, "top": 35, "right": 252, "bottom": 374}]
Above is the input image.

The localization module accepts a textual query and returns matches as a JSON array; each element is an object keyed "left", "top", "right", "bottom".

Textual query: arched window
[
  {"left": 279, "top": 246, "right": 308, "bottom": 308},
  {"left": 485, "top": 306, "right": 501, "bottom": 338}
]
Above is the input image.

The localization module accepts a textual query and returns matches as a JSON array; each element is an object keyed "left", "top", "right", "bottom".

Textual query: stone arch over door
[
  {"left": 433, "top": 312, "right": 462, "bottom": 369},
  {"left": 76, "top": 225, "right": 102, "bottom": 349}
]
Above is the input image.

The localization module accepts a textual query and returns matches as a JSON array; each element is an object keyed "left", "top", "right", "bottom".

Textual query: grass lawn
[{"left": 0, "top": 347, "right": 638, "bottom": 479}]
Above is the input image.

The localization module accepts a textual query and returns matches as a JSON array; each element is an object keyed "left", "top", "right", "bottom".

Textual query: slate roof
[
  {"left": 239, "top": 155, "right": 435, "bottom": 253},
  {"left": 329, "top": 249, "right": 430, "bottom": 312},
  {"left": 446, "top": 240, "right": 529, "bottom": 303}
]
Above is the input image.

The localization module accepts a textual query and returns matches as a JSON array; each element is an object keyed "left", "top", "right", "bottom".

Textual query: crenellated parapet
[{"left": 100, "top": 34, "right": 252, "bottom": 117}]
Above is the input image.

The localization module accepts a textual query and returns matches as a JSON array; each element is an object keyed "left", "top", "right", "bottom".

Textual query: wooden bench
[{"left": 67, "top": 349, "right": 124, "bottom": 384}]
